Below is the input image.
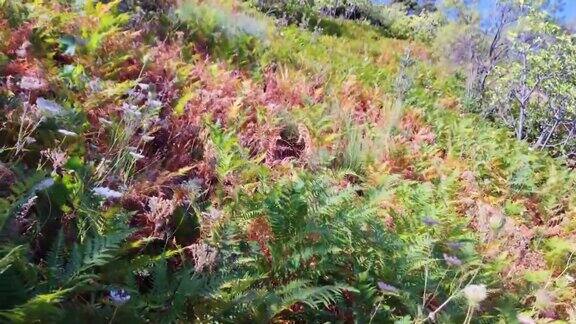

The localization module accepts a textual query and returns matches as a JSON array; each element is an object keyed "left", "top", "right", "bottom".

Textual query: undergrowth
[{"left": 0, "top": 0, "right": 574, "bottom": 323}]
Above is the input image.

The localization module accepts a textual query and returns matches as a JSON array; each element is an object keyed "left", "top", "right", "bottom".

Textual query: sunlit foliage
[{"left": 0, "top": 0, "right": 574, "bottom": 323}]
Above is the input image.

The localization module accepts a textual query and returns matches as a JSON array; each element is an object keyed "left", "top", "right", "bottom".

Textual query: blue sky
[
  {"left": 487, "top": 0, "right": 576, "bottom": 21},
  {"left": 375, "top": 0, "right": 576, "bottom": 22},
  {"left": 568, "top": 2, "right": 576, "bottom": 15},
  {"left": 564, "top": 3, "right": 576, "bottom": 20},
  {"left": 476, "top": 0, "right": 576, "bottom": 22}
]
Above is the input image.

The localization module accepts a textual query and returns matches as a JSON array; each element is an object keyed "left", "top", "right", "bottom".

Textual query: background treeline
[{"left": 253, "top": 0, "right": 576, "bottom": 161}]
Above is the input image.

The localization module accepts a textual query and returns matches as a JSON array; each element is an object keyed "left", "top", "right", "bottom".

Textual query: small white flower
[
  {"left": 187, "top": 243, "right": 218, "bottom": 272},
  {"left": 98, "top": 117, "right": 113, "bottom": 126},
  {"left": 181, "top": 178, "right": 203, "bottom": 197},
  {"left": 202, "top": 207, "right": 223, "bottom": 222},
  {"left": 534, "top": 289, "right": 554, "bottom": 311},
  {"left": 377, "top": 282, "right": 399, "bottom": 293},
  {"left": 147, "top": 99, "right": 162, "bottom": 109},
  {"left": 58, "top": 129, "right": 78, "bottom": 137},
  {"left": 16, "top": 41, "right": 31, "bottom": 58},
  {"left": 88, "top": 78, "right": 102, "bottom": 92},
  {"left": 24, "top": 136, "right": 36, "bottom": 144},
  {"left": 443, "top": 253, "right": 463, "bottom": 267},
  {"left": 133, "top": 269, "right": 150, "bottom": 277},
  {"left": 141, "top": 135, "right": 155, "bottom": 142},
  {"left": 19, "top": 76, "right": 46, "bottom": 90},
  {"left": 129, "top": 151, "right": 145, "bottom": 160},
  {"left": 122, "top": 103, "right": 141, "bottom": 117},
  {"left": 33, "top": 178, "right": 55, "bottom": 191},
  {"left": 92, "top": 187, "right": 123, "bottom": 199},
  {"left": 36, "top": 97, "right": 63, "bottom": 115},
  {"left": 517, "top": 314, "right": 536, "bottom": 324},
  {"left": 109, "top": 289, "right": 131, "bottom": 305},
  {"left": 463, "top": 284, "right": 487, "bottom": 305}
]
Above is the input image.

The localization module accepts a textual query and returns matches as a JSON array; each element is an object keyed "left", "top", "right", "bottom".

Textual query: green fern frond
[
  {"left": 79, "top": 231, "right": 127, "bottom": 270},
  {"left": 45, "top": 228, "right": 130, "bottom": 286},
  {"left": 0, "top": 288, "right": 71, "bottom": 324},
  {"left": 150, "top": 260, "right": 169, "bottom": 296},
  {"left": 0, "top": 245, "right": 25, "bottom": 274},
  {"left": 0, "top": 171, "right": 49, "bottom": 233},
  {"left": 278, "top": 282, "right": 354, "bottom": 310}
]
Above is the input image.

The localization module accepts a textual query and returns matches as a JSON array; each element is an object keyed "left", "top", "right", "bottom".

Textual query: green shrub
[{"left": 177, "top": 1, "right": 267, "bottom": 65}]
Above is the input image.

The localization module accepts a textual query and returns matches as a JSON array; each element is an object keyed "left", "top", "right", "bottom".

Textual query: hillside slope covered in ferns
[{"left": 0, "top": 0, "right": 575, "bottom": 323}]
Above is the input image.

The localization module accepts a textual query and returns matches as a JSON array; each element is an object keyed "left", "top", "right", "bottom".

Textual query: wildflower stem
[
  {"left": 14, "top": 93, "right": 30, "bottom": 159},
  {"left": 109, "top": 306, "right": 118, "bottom": 324},
  {"left": 422, "top": 263, "right": 429, "bottom": 309},
  {"left": 368, "top": 300, "right": 382, "bottom": 324},
  {"left": 426, "top": 293, "right": 457, "bottom": 321},
  {"left": 462, "top": 305, "right": 474, "bottom": 324}
]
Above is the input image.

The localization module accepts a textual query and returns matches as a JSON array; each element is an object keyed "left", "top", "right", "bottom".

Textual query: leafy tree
[
  {"left": 439, "top": 0, "right": 576, "bottom": 157},
  {"left": 392, "top": 0, "right": 437, "bottom": 15},
  {"left": 484, "top": 1, "right": 576, "bottom": 155}
]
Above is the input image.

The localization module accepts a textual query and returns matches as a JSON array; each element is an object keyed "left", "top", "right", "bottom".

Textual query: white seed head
[
  {"left": 36, "top": 97, "right": 63, "bottom": 115},
  {"left": 463, "top": 284, "right": 487, "bottom": 305},
  {"left": 534, "top": 289, "right": 555, "bottom": 311},
  {"left": 488, "top": 214, "right": 505, "bottom": 231},
  {"left": 58, "top": 129, "right": 78, "bottom": 137},
  {"left": 92, "top": 187, "right": 123, "bottom": 199},
  {"left": 129, "top": 151, "right": 145, "bottom": 160}
]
